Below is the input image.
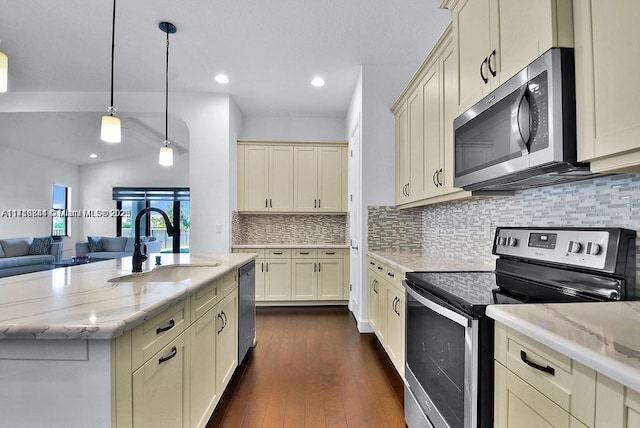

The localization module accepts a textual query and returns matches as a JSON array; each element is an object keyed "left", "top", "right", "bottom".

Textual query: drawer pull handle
[
  {"left": 156, "top": 319, "right": 175, "bottom": 334},
  {"left": 300, "top": 252, "right": 310, "bottom": 255},
  {"left": 369, "top": 261, "right": 375, "bottom": 265},
  {"left": 158, "top": 346, "right": 177, "bottom": 364},
  {"left": 377, "top": 266, "right": 383, "bottom": 271},
  {"left": 273, "top": 252, "right": 283, "bottom": 255},
  {"left": 387, "top": 272, "right": 395, "bottom": 278},
  {"left": 325, "top": 252, "right": 335, "bottom": 255},
  {"left": 520, "top": 350, "right": 555, "bottom": 376}
]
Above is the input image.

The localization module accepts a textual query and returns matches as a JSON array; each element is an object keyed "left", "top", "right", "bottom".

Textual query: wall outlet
[{"left": 215, "top": 224, "right": 222, "bottom": 234}]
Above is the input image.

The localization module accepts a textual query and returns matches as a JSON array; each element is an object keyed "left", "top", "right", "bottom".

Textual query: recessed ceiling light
[
  {"left": 89, "top": 154, "right": 98, "bottom": 158},
  {"left": 311, "top": 77, "right": 325, "bottom": 87},
  {"left": 215, "top": 74, "right": 230, "bottom": 84}
]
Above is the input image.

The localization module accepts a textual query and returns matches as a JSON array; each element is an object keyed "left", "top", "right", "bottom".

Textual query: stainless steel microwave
[{"left": 453, "top": 48, "right": 596, "bottom": 192}]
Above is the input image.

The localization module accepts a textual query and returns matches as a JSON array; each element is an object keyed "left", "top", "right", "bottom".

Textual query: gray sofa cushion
[
  {"left": 102, "top": 237, "right": 127, "bottom": 252},
  {"left": 0, "top": 244, "right": 4, "bottom": 258},
  {"left": 29, "top": 236, "right": 52, "bottom": 255},
  {"left": 0, "top": 254, "right": 55, "bottom": 269},
  {"left": 87, "top": 236, "right": 103, "bottom": 252},
  {"left": 0, "top": 238, "right": 31, "bottom": 258}
]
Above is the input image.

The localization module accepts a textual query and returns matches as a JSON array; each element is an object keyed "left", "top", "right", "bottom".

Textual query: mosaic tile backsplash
[
  {"left": 367, "top": 207, "right": 423, "bottom": 252},
  {"left": 232, "top": 212, "right": 348, "bottom": 245},
  {"left": 369, "top": 174, "right": 640, "bottom": 278}
]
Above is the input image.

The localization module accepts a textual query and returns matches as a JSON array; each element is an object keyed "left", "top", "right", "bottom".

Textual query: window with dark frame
[{"left": 51, "top": 184, "right": 69, "bottom": 237}]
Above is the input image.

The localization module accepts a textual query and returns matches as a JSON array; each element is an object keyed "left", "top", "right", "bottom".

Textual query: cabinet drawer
[
  {"left": 319, "top": 249, "right": 342, "bottom": 259},
  {"left": 233, "top": 248, "right": 265, "bottom": 258},
  {"left": 191, "top": 280, "right": 220, "bottom": 322},
  {"left": 496, "top": 324, "right": 596, "bottom": 426},
  {"left": 220, "top": 270, "right": 238, "bottom": 297},
  {"left": 293, "top": 249, "right": 318, "bottom": 258},
  {"left": 267, "top": 249, "right": 291, "bottom": 258},
  {"left": 132, "top": 301, "right": 187, "bottom": 370}
]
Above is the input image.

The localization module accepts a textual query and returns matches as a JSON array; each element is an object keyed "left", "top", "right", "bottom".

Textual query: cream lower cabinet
[
  {"left": 574, "top": 0, "right": 640, "bottom": 173},
  {"left": 367, "top": 256, "right": 405, "bottom": 378},
  {"left": 264, "top": 249, "right": 292, "bottom": 301},
  {"left": 594, "top": 374, "right": 640, "bottom": 427},
  {"left": 494, "top": 322, "right": 595, "bottom": 428},
  {"left": 114, "top": 271, "right": 239, "bottom": 428}
]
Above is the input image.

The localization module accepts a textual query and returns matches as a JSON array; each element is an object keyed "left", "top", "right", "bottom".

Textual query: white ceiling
[{"left": 0, "top": 0, "right": 450, "bottom": 164}]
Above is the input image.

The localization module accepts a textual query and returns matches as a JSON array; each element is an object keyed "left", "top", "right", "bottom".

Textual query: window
[
  {"left": 113, "top": 187, "right": 190, "bottom": 253},
  {"left": 51, "top": 184, "right": 70, "bottom": 237}
]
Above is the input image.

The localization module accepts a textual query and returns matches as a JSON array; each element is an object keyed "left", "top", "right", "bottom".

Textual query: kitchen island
[
  {"left": 487, "top": 302, "right": 640, "bottom": 427},
  {"left": 0, "top": 253, "right": 256, "bottom": 428}
]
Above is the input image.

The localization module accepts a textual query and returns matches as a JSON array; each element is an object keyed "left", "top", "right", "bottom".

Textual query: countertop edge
[
  {"left": 0, "top": 254, "right": 258, "bottom": 341},
  {"left": 486, "top": 305, "right": 640, "bottom": 392},
  {"left": 233, "top": 244, "right": 349, "bottom": 249}
]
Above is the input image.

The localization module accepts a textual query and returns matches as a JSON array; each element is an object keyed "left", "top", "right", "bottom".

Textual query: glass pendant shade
[
  {"left": 100, "top": 114, "right": 121, "bottom": 143},
  {"left": 159, "top": 142, "right": 173, "bottom": 166},
  {"left": 0, "top": 51, "right": 7, "bottom": 93}
]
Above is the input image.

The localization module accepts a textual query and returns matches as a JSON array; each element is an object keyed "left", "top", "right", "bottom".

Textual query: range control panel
[{"left": 493, "top": 227, "right": 611, "bottom": 270}]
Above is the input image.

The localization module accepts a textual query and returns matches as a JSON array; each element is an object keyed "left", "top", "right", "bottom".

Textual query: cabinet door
[
  {"left": 317, "top": 259, "right": 343, "bottom": 300},
  {"left": 367, "top": 270, "right": 380, "bottom": 334},
  {"left": 216, "top": 290, "right": 238, "bottom": 395},
  {"left": 454, "top": 0, "right": 492, "bottom": 113},
  {"left": 395, "top": 101, "right": 410, "bottom": 204},
  {"left": 496, "top": 0, "right": 573, "bottom": 84},
  {"left": 385, "top": 285, "right": 404, "bottom": 376},
  {"left": 255, "top": 258, "right": 266, "bottom": 301},
  {"left": 317, "top": 146, "right": 344, "bottom": 212},
  {"left": 291, "top": 259, "right": 317, "bottom": 300},
  {"left": 595, "top": 374, "right": 640, "bottom": 428},
  {"left": 269, "top": 146, "right": 294, "bottom": 211},
  {"left": 133, "top": 334, "right": 189, "bottom": 428},
  {"left": 190, "top": 309, "right": 217, "bottom": 428},
  {"left": 494, "top": 362, "right": 584, "bottom": 428},
  {"left": 243, "top": 145, "right": 269, "bottom": 212},
  {"left": 293, "top": 146, "right": 318, "bottom": 212},
  {"left": 265, "top": 259, "right": 292, "bottom": 300},
  {"left": 422, "top": 62, "right": 442, "bottom": 199},
  {"left": 574, "top": 0, "right": 640, "bottom": 170},
  {"left": 406, "top": 85, "right": 424, "bottom": 201}
]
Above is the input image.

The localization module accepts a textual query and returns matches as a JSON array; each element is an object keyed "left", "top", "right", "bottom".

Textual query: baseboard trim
[{"left": 256, "top": 300, "right": 348, "bottom": 307}]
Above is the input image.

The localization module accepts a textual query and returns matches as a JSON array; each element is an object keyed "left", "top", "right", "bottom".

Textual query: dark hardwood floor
[{"left": 207, "top": 306, "right": 405, "bottom": 428}]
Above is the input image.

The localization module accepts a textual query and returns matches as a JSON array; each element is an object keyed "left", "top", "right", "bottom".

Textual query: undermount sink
[{"left": 108, "top": 263, "right": 221, "bottom": 283}]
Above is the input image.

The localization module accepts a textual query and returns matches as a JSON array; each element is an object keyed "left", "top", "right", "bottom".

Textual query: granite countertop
[
  {"left": 367, "top": 250, "right": 495, "bottom": 273},
  {"left": 0, "top": 253, "right": 256, "bottom": 340},
  {"left": 233, "top": 243, "right": 349, "bottom": 249},
  {"left": 487, "top": 302, "right": 640, "bottom": 392}
]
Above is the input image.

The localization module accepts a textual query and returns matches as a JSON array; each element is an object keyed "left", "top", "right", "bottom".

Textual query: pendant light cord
[
  {"left": 109, "top": 0, "right": 116, "bottom": 112},
  {"left": 165, "top": 29, "right": 169, "bottom": 143}
]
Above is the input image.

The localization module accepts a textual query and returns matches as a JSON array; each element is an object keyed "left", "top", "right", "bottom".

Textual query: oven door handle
[{"left": 404, "top": 280, "right": 470, "bottom": 327}]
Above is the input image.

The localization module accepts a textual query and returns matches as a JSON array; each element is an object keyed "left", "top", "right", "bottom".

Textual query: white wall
[
  {"left": 0, "top": 90, "right": 235, "bottom": 254},
  {"left": 241, "top": 116, "right": 346, "bottom": 141},
  {"left": 0, "top": 146, "right": 80, "bottom": 257},
  {"left": 78, "top": 149, "right": 189, "bottom": 239}
]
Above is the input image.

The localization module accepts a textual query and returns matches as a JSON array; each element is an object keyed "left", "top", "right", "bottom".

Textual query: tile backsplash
[
  {"left": 369, "top": 174, "right": 640, "bottom": 272},
  {"left": 232, "top": 212, "right": 348, "bottom": 245}
]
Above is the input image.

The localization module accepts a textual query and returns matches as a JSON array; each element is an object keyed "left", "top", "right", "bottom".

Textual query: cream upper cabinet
[
  {"left": 294, "top": 146, "right": 347, "bottom": 213},
  {"left": 392, "top": 25, "right": 471, "bottom": 208},
  {"left": 574, "top": 0, "right": 640, "bottom": 173},
  {"left": 238, "top": 144, "right": 293, "bottom": 212},
  {"left": 238, "top": 141, "right": 347, "bottom": 213},
  {"left": 450, "top": 0, "right": 573, "bottom": 113}
]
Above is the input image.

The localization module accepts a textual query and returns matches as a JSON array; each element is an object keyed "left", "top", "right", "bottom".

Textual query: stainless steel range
[{"left": 403, "top": 227, "right": 636, "bottom": 428}]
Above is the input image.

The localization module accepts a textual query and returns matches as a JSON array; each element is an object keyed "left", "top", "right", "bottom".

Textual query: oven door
[{"left": 404, "top": 280, "right": 479, "bottom": 428}]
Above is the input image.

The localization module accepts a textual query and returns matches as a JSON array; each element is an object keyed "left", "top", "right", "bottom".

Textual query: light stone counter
[
  {"left": 487, "top": 302, "right": 640, "bottom": 392},
  {"left": 367, "top": 250, "right": 495, "bottom": 273},
  {"left": 0, "top": 252, "right": 256, "bottom": 340},
  {"left": 233, "top": 243, "right": 349, "bottom": 249}
]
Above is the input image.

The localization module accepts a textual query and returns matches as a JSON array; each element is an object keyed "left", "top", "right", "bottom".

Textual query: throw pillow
[
  {"left": 87, "top": 236, "right": 104, "bottom": 253},
  {"left": 28, "top": 236, "right": 52, "bottom": 255}
]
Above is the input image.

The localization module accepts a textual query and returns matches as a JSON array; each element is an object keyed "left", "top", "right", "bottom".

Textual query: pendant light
[
  {"left": 158, "top": 21, "right": 176, "bottom": 167},
  {"left": 0, "top": 40, "right": 8, "bottom": 93},
  {"left": 100, "top": 0, "right": 121, "bottom": 143}
]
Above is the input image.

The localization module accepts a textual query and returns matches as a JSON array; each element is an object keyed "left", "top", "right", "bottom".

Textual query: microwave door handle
[{"left": 511, "top": 85, "right": 530, "bottom": 156}]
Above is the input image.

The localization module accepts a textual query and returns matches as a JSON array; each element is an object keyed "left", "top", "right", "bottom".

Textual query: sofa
[
  {"left": 0, "top": 237, "right": 63, "bottom": 278},
  {"left": 75, "top": 236, "right": 162, "bottom": 260}
]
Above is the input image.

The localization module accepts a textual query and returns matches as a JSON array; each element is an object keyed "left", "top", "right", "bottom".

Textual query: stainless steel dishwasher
[{"left": 238, "top": 260, "right": 256, "bottom": 363}]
